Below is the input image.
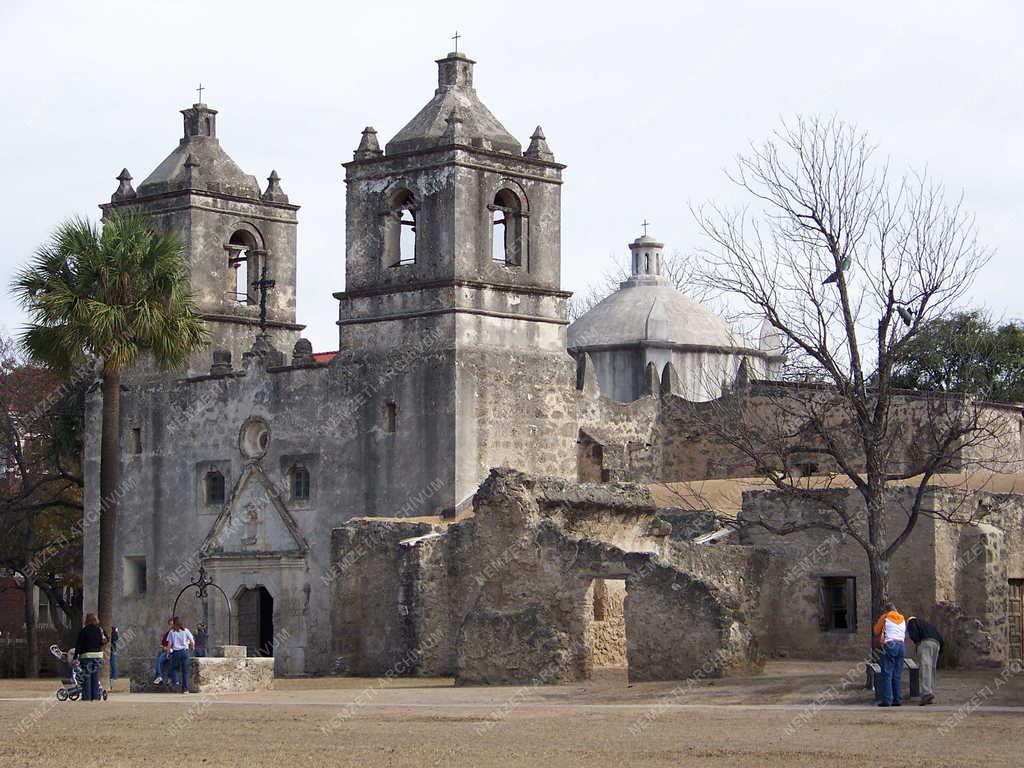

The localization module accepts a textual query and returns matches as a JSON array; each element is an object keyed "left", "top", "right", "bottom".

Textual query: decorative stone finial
[
  {"left": 353, "top": 127, "right": 383, "bottom": 160},
  {"left": 210, "top": 349, "right": 233, "bottom": 377},
  {"left": 443, "top": 108, "right": 465, "bottom": 144},
  {"left": 112, "top": 168, "right": 136, "bottom": 202},
  {"left": 243, "top": 335, "right": 286, "bottom": 369},
  {"left": 524, "top": 126, "right": 554, "bottom": 161},
  {"left": 262, "top": 170, "right": 289, "bottom": 203},
  {"left": 291, "top": 338, "right": 315, "bottom": 366}
]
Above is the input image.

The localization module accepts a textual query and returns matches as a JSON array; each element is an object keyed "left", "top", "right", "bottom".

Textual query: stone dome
[
  {"left": 568, "top": 278, "right": 738, "bottom": 351},
  {"left": 567, "top": 231, "right": 766, "bottom": 403}
]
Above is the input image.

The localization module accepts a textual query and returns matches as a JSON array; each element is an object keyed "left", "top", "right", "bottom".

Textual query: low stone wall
[{"left": 125, "top": 645, "right": 274, "bottom": 693}]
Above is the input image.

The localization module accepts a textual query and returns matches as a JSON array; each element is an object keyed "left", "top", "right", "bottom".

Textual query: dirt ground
[{"left": 2, "top": 662, "right": 1022, "bottom": 767}]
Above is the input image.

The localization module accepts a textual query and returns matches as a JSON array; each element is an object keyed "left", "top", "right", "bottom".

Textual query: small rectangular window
[
  {"left": 819, "top": 576, "right": 856, "bottom": 632},
  {"left": 124, "top": 556, "right": 147, "bottom": 597},
  {"left": 37, "top": 588, "right": 51, "bottom": 627},
  {"left": 131, "top": 427, "right": 142, "bottom": 454},
  {"left": 385, "top": 402, "right": 397, "bottom": 434}
]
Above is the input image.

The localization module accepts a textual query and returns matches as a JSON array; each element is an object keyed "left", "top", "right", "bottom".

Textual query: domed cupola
[{"left": 568, "top": 230, "right": 772, "bottom": 402}]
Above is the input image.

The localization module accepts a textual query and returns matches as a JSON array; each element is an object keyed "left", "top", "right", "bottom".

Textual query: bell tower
[
  {"left": 337, "top": 51, "right": 577, "bottom": 517},
  {"left": 339, "top": 51, "right": 569, "bottom": 354},
  {"left": 101, "top": 100, "right": 303, "bottom": 376}
]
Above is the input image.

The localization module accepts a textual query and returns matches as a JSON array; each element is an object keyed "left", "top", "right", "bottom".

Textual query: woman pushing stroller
[{"left": 73, "top": 613, "right": 107, "bottom": 701}]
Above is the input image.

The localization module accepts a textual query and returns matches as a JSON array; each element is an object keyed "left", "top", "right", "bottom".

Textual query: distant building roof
[{"left": 312, "top": 351, "right": 337, "bottom": 364}]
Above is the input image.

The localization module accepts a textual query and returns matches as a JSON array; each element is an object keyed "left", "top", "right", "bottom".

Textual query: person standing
[
  {"left": 109, "top": 626, "right": 119, "bottom": 680},
  {"left": 74, "top": 613, "right": 107, "bottom": 701},
  {"left": 194, "top": 622, "right": 208, "bottom": 658},
  {"left": 907, "top": 616, "right": 944, "bottom": 705},
  {"left": 873, "top": 602, "right": 907, "bottom": 707},
  {"left": 166, "top": 616, "right": 195, "bottom": 694}
]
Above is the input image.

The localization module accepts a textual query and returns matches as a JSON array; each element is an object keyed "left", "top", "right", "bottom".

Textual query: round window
[{"left": 239, "top": 417, "right": 271, "bottom": 459}]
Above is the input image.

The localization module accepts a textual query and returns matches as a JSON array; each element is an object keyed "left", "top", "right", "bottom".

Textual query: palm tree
[{"left": 12, "top": 213, "right": 208, "bottom": 683}]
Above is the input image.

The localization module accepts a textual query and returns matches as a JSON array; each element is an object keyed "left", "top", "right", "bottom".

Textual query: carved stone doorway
[{"left": 237, "top": 586, "right": 274, "bottom": 657}]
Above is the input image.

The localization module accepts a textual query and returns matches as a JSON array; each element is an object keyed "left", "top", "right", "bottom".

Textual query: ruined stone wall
[
  {"left": 740, "top": 487, "right": 1024, "bottom": 667},
  {"left": 329, "top": 470, "right": 768, "bottom": 684},
  {"left": 330, "top": 519, "right": 440, "bottom": 675}
]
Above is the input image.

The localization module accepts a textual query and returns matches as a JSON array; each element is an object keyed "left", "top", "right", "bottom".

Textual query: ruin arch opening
[{"left": 582, "top": 577, "right": 628, "bottom": 680}]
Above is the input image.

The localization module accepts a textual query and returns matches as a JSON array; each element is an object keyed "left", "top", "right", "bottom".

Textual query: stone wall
[
  {"left": 739, "top": 486, "right": 1024, "bottom": 667},
  {"left": 330, "top": 469, "right": 767, "bottom": 684}
]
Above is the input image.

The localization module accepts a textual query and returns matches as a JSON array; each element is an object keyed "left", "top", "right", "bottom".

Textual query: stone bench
[{"left": 127, "top": 645, "right": 274, "bottom": 694}]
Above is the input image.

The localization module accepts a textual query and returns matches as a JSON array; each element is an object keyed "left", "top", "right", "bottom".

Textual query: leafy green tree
[
  {"left": 11, "top": 214, "right": 208, "bottom": 682},
  {"left": 890, "top": 311, "right": 1024, "bottom": 404}
]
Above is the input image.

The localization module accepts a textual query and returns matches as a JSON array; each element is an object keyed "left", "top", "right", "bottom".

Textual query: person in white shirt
[{"left": 166, "top": 616, "right": 195, "bottom": 694}]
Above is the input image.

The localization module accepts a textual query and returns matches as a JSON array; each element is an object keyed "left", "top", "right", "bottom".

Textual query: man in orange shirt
[{"left": 873, "top": 602, "right": 907, "bottom": 707}]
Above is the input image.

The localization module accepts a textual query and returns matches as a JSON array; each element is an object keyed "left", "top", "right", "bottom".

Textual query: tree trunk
[
  {"left": 868, "top": 552, "right": 891, "bottom": 649},
  {"left": 97, "top": 366, "right": 121, "bottom": 689},
  {"left": 22, "top": 575, "right": 39, "bottom": 678}
]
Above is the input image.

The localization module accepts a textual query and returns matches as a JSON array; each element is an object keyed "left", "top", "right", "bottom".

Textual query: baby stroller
[{"left": 50, "top": 644, "right": 107, "bottom": 701}]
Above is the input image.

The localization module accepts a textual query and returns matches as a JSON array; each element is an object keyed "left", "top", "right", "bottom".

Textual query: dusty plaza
[
  {"left": 4, "top": 1, "right": 1024, "bottom": 766},
  {"left": 3, "top": 662, "right": 1024, "bottom": 768}
]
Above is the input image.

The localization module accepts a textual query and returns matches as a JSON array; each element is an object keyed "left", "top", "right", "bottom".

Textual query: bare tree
[{"left": 689, "top": 116, "right": 1005, "bottom": 623}]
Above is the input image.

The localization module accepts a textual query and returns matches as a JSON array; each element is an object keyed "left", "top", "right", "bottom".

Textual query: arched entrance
[{"left": 236, "top": 586, "right": 274, "bottom": 657}]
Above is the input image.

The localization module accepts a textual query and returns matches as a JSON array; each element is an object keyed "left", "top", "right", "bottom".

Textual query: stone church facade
[{"left": 83, "top": 50, "right": 1024, "bottom": 681}]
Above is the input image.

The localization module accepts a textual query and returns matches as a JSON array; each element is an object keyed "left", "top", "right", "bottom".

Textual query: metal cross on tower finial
[
  {"left": 641, "top": 218, "right": 651, "bottom": 237},
  {"left": 196, "top": 83, "right": 205, "bottom": 103},
  {"left": 451, "top": 31, "right": 461, "bottom": 53},
  {"left": 252, "top": 264, "right": 276, "bottom": 333}
]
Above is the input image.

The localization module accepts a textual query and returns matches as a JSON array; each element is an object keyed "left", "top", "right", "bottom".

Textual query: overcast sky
[{"left": 1, "top": 0, "right": 1020, "bottom": 352}]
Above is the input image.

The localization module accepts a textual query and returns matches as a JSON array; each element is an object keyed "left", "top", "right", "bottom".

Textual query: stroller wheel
[
  {"left": 101, "top": 690, "right": 108, "bottom": 701},
  {"left": 68, "top": 690, "right": 80, "bottom": 701},
  {"left": 56, "top": 688, "right": 68, "bottom": 701}
]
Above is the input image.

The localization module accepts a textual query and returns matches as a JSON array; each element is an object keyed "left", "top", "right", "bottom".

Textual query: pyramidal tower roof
[
  {"left": 385, "top": 52, "right": 522, "bottom": 156},
  {"left": 137, "top": 103, "right": 261, "bottom": 198}
]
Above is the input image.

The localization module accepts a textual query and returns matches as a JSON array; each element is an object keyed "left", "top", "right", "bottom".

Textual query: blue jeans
[
  {"left": 170, "top": 649, "right": 190, "bottom": 693},
  {"left": 110, "top": 649, "right": 118, "bottom": 680},
  {"left": 154, "top": 651, "right": 177, "bottom": 684},
  {"left": 80, "top": 658, "right": 101, "bottom": 701},
  {"left": 879, "top": 641, "right": 905, "bottom": 705}
]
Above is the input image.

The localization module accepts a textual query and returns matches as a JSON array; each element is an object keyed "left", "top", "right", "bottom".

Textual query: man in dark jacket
[{"left": 907, "top": 616, "right": 943, "bottom": 705}]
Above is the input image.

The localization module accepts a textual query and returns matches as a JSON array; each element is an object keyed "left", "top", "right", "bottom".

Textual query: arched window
[
  {"left": 489, "top": 189, "right": 526, "bottom": 267},
  {"left": 227, "top": 230, "right": 260, "bottom": 304},
  {"left": 290, "top": 465, "right": 310, "bottom": 501},
  {"left": 384, "top": 189, "right": 417, "bottom": 267},
  {"left": 205, "top": 471, "right": 225, "bottom": 505}
]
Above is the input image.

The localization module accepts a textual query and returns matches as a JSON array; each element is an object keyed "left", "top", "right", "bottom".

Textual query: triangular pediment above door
[{"left": 201, "top": 464, "right": 309, "bottom": 557}]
